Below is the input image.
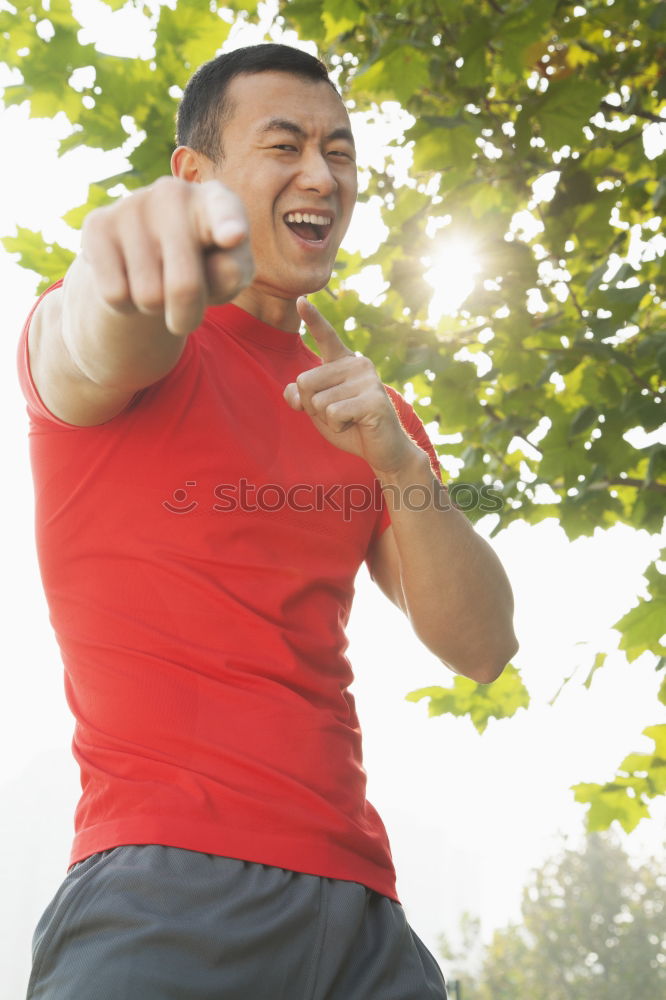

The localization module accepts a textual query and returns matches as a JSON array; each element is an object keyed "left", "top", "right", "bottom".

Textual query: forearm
[
  {"left": 58, "top": 177, "right": 251, "bottom": 394},
  {"left": 61, "top": 253, "right": 185, "bottom": 392},
  {"left": 376, "top": 446, "right": 518, "bottom": 683}
]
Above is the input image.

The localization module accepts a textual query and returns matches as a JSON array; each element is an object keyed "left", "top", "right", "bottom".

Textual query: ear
[{"left": 171, "top": 145, "right": 210, "bottom": 183}]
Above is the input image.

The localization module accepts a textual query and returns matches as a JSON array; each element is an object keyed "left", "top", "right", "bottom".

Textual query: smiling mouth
[{"left": 284, "top": 211, "right": 332, "bottom": 244}]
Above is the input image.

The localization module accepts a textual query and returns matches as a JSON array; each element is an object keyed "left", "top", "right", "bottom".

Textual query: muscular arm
[
  {"left": 367, "top": 452, "right": 518, "bottom": 684},
  {"left": 29, "top": 177, "right": 253, "bottom": 427}
]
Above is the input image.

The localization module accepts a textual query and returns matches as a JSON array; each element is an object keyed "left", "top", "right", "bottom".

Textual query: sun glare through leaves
[{"left": 424, "top": 236, "right": 481, "bottom": 323}]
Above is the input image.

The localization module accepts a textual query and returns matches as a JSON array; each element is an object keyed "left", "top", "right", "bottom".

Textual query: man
[{"left": 19, "top": 43, "right": 517, "bottom": 999}]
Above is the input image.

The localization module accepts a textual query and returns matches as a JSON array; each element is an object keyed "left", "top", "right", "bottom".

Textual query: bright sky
[{"left": 1, "top": 4, "right": 665, "bottom": 995}]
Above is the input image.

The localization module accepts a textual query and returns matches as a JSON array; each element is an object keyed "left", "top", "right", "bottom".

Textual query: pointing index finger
[{"left": 297, "top": 296, "right": 353, "bottom": 363}]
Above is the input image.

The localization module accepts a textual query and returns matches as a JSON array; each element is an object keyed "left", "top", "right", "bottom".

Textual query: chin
[
  {"left": 300, "top": 279, "right": 331, "bottom": 296},
  {"left": 257, "top": 261, "right": 336, "bottom": 300},
  {"left": 297, "top": 267, "right": 335, "bottom": 296}
]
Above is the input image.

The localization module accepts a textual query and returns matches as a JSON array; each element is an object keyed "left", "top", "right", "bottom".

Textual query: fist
[{"left": 81, "top": 177, "right": 254, "bottom": 334}]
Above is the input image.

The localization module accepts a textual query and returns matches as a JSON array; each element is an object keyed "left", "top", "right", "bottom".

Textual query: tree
[
  {"left": 441, "top": 833, "right": 666, "bottom": 1000},
  {"left": 1, "top": 0, "right": 664, "bottom": 830},
  {"left": 437, "top": 911, "right": 485, "bottom": 999}
]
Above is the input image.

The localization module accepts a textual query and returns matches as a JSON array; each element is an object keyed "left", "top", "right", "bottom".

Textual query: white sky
[{"left": 1, "top": 4, "right": 665, "bottom": 995}]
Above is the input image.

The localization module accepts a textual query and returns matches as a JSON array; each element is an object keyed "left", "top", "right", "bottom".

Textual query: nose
[{"left": 297, "top": 149, "right": 338, "bottom": 196}]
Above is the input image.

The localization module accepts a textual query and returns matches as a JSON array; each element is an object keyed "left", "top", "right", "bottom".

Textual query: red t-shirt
[{"left": 18, "top": 284, "right": 440, "bottom": 902}]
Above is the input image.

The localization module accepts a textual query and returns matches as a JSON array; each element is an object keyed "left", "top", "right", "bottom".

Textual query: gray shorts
[{"left": 27, "top": 846, "right": 448, "bottom": 999}]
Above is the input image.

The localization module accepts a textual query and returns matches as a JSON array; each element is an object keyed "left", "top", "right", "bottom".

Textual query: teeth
[{"left": 285, "top": 212, "right": 331, "bottom": 226}]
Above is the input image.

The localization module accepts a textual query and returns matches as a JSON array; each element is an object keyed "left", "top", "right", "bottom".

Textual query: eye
[
  {"left": 273, "top": 144, "right": 298, "bottom": 152},
  {"left": 328, "top": 149, "right": 355, "bottom": 161}
]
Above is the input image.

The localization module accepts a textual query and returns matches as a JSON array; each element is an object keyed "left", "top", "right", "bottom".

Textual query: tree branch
[
  {"left": 612, "top": 128, "right": 643, "bottom": 152},
  {"left": 608, "top": 477, "right": 666, "bottom": 494},
  {"left": 482, "top": 404, "right": 545, "bottom": 459},
  {"left": 584, "top": 477, "right": 666, "bottom": 494},
  {"left": 600, "top": 101, "right": 666, "bottom": 125}
]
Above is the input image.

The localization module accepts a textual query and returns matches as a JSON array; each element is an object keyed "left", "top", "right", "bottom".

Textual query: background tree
[
  {"left": 1, "top": 0, "right": 664, "bottom": 830},
  {"left": 441, "top": 833, "right": 666, "bottom": 999},
  {"left": 437, "top": 911, "right": 485, "bottom": 1000}
]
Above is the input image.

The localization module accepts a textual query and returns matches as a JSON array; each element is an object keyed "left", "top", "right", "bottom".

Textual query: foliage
[
  {"left": 437, "top": 911, "right": 483, "bottom": 998},
  {"left": 1, "top": 0, "right": 664, "bottom": 828},
  {"left": 440, "top": 833, "right": 666, "bottom": 1000},
  {"left": 573, "top": 668, "right": 666, "bottom": 832},
  {"left": 407, "top": 663, "right": 529, "bottom": 733}
]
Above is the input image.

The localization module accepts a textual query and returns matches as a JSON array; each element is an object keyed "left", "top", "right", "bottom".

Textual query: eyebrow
[{"left": 257, "top": 118, "right": 356, "bottom": 147}]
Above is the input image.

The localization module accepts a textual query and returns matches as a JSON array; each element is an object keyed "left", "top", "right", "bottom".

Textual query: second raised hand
[{"left": 283, "top": 297, "right": 420, "bottom": 477}]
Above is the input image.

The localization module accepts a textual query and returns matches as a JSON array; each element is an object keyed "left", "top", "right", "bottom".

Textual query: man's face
[{"left": 205, "top": 70, "right": 358, "bottom": 301}]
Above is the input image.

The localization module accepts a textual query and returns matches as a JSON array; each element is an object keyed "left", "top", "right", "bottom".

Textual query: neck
[{"left": 231, "top": 286, "right": 300, "bottom": 333}]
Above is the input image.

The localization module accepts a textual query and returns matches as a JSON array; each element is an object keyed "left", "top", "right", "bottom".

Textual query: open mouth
[{"left": 284, "top": 211, "right": 332, "bottom": 244}]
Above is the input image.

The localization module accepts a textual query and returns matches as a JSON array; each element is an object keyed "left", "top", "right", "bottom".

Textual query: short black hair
[{"left": 176, "top": 43, "right": 338, "bottom": 161}]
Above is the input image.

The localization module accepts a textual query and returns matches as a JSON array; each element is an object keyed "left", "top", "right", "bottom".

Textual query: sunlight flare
[{"left": 425, "top": 236, "right": 481, "bottom": 323}]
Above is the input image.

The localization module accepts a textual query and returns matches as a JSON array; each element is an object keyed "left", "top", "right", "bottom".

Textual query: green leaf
[
  {"left": 647, "top": 1, "right": 666, "bottom": 30},
  {"left": 156, "top": 2, "right": 233, "bottom": 74},
  {"left": 406, "top": 664, "right": 530, "bottom": 734},
  {"left": 351, "top": 46, "right": 431, "bottom": 105},
  {"left": 569, "top": 404, "right": 597, "bottom": 435},
  {"left": 583, "top": 651, "right": 607, "bottom": 689},
  {"left": 538, "top": 77, "right": 606, "bottom": 149},
  {"left": 282, "top": 0, "right": 326, "bottom": 40},
  {"left": 535, "top": 417, "right": 590, "bottom": 490},
  {"left": 614, "top": 560, "right": 666, "bottom": 662},
  {"left": 497, "top": 0, "right": 558, "bottom": 76},
  {"left": 321, "top": 0, "right": 362, "bottom": 43},
  {"left": 458, "top": 46, "right": 486, "bottom": 88},
  {"left": 62, "top": 183, "right": 117, "bottom": 229},
  {"left": 572, "top": 781, "right": 651, "bottom": 833},
  {"left": 643, "top": 723, "right": 666, "bottom": 760},
  {"left": 410, "top": 116, "right": 480, "bottom": 173},
  {"left": 2, "top": 227, "right": 75, "bottom": 292},
  {"left": 458, "top": 14, "right": 492, "bottom": 59}
]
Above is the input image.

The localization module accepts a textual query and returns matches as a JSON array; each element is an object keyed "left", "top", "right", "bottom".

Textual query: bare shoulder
[{"left": 28, "top": 284, "right": 138, "bottom": 427}]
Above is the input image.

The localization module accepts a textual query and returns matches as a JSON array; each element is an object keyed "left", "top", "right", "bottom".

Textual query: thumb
[{"left": 197, "top": 180, "right": 249, "bottom": 248}]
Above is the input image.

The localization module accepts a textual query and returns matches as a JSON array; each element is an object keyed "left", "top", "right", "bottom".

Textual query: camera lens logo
[{"left": 162, "top": 481, "right": 198, "bottom": 514}]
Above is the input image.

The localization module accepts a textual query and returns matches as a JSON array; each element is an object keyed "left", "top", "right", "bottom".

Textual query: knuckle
[
  {"left": 209, "top": 182, "right": 232, "bottom": 206},
  {"left": 296, "top": 371, "right": 313, "bottom": 393},
  {"left": 81, "top": 206, "right": 105, "bottom": 238},
  {"left": 132, "top": 280, "right": 164, "bottom": 314},
  {"left": 150, "top": 177, "right": 190, "bottom": 217},
  {"left": 98, "top": 280, "right": 131, "bottom": 312},
  {"left": 310, "top": 392, "right": 325, "bottom": 414},
  {"left": 212, "top": 195, "right": 250, "bottom": 238},
  {"left": 168, "top": 278, "right": 203, "bottom": 305},
  {"left": 82, "top": 205, "right": 116, "bottom": 252},
  {"left": 151, "top": 175, "right": 179, "bottom": 197},
  {"left": 98, "top": 283, "right": 132, "bottom": 313},
  {"left": 208, "top": 179, "right": 241, "bottom": 209},
  {"left": 137, "top": 296, "right": 165, "bottom": 315}
]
